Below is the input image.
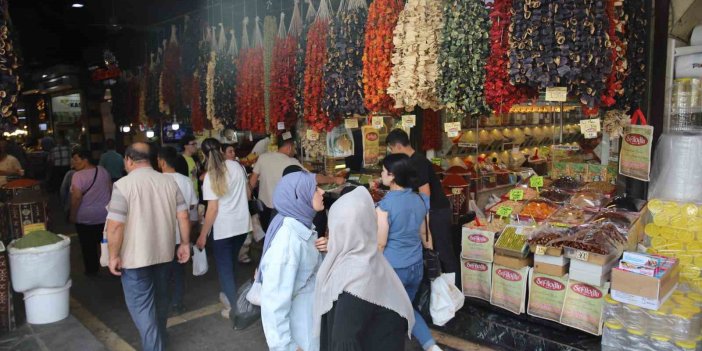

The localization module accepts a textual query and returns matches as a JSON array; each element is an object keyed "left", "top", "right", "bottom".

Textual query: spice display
[
  {"left": 520, "top": 199, "right": 559, "bottom": 220},
  {"left": 303, "top": 0, "right": 333, "bottom": 132},
  {"left": 495, "top": 226, "right": 530, "bottom": 256},
  {"left": 484, "top": 0, "right": 533, "bottom": 114},
  {"left": 548, "top": 205, "right": 589, "bottom": 226},
  {"left": 13, "top": 230, "right": 62, "bottom": 249},
  {"left": 490, "top": 200, "right": 525, "bottom": 216},
  {"left": 504, "top": 186, "right": 538, "bottom": 201},
  {"left": 615, "top": 0, "right": 648, "bottom": 112},
  {"left": 387, "top": 0, "right": 444, "bottom": 111},
  {"left": 552, "top": 176, "right": 584, "bottom": 192},
  {"left": 570, "top": 191, "right": 606, "bottom": 210},
  {"left": 270, "top": 13, "right": 298, "bottom": 132},
  {"left": 263, "top": 16, "right": 277, "bottom": 132},
  {"left": 294, "top": 0, "right": 317, "bottom": 121},
  {"left": 421, "top": 109, "right": 442, "bottom": 151},
  {"left": 237, "top": 17, "right": 266, "bottom": 133},
  {"left": 362, "top": 0, "right": 403, "bottom": 113},
  {"left": 323, "top": 0, "right": 368, "bottom": 120},
  {"left": 437, "top": 0, "right": 490, "bottom": 116},
  {"left": 213, "top": 24, "right": 237, "bottom": 130},
  {"left": 161, "top": 25, "right": 181, "bottom": 116}
]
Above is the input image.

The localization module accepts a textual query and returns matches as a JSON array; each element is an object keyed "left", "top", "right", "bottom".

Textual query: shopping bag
[
  {"left": 233, "top": 279, "right": 261, "bottom": 330},
  {"left": 430, "top": 273, "right": 465, "bottom": 326},
  {"left": 100, "top": 239, "right": 108, "bottom": 267},
  {"left": 192, "top": 246, "right": 208, "bottom": 276},
  {"left": 251, "top": 214, "right": 265, "bottom": 242},
  {"left": 413, "top": 277, "right": 433, "bottom": 324},
  {"left": 245, "top": 280, "right": 262, "bottom": 306}
]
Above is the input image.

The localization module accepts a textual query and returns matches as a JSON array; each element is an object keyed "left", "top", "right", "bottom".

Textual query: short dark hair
[
  {"left": 105, "top": 139, "right": 116, "bottom": 150},
  {"left": 277, "top": 135, "right": 295, "bottom": 149},
  {"left": 125, "top": 144, "right": 150, "bottom": 163},
  {"left": 339, "top": 186, "right": 357, "bottom": 197},
  {"left": 72, "top": 148, "right": 91, "bottom": 161},
  {"left": 282, "top": 165, "right": 304, "bottom": 176},
  {"left": 180, "top": 135, "right": 196, "bottom": 149},
  {"left": 382, "top": 153, "right": 418, "bottom": 189},
  {"left": 158, "top": 146, "right": 180, "bottom": 170},
  {"left": 386, "top": 129, "right": 410, "bottom": 147}
]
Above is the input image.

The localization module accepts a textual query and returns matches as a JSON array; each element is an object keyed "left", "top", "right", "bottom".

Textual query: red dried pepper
[
  {"left": 363, "top": 0, "right": 403, "bottom": 114},
  {"left": 303, "top": 20, "right": 333, "bottom": 132},
  {"left": 162, "top": 28, "right": 181, "bottom": 114},
  {"left": 270, "top": 35, "right": 298, "bottom": 131},
  {"left": 601, "top": 0, "right": 627, "bottom": 109},
  {"left": 237, "top": 47, "right": 266, "bottom": 133},
  {"left": 421, "top": 109, "right": 442, "bottom": 151},
  {"left": 191, "top": 72, "right": 205, "bottom": 132}
]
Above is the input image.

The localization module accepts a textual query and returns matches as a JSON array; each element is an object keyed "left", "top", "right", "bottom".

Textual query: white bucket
[
  {"left": 8, "top": 235, "right": 71, "bottom": 293},
  {"left": 24, "top": 280, "right": 71, "bottom": 325}
]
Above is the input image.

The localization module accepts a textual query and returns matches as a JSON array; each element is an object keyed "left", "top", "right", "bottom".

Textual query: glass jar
[
  {"left": 675, "top": 340, "right": 697, "bottom": 351},
  {"left": 648, "top": 309, "right": 674, "bottom": 337},
  {"left": 671, "top": 309, "right": 695, "bottom": 340},
  {"left": 626, "top": 327, "right": 648, "bottom": 349},
  {"left": 604, "top": 295, "right": 621, "bottom": 321},
  {"left": 623, "top": 304, "right": 649, "bottom": 329},
  {"left": 602, "top": 319, "right": 626, "bottom": 348},
  {"left": 650, "top": 335, "right": 675, "bottom": 351}
]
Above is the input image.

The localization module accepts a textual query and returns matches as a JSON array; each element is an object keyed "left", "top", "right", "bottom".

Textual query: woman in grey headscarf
[{"left": 314, "top": 187, "right": 415, "bottom": 351}]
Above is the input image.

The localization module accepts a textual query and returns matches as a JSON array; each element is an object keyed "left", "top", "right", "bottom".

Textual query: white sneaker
[
  {"left": 427, "top": 346, "right": 443, "bottom": 351},
  {"left": 219, "top": 292, "right": 231, "bottom": 309},
  {"left": 221, "top": 308, "right": 231, "bottom": 319}
]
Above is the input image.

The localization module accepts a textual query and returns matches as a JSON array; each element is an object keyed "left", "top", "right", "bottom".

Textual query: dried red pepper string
[
  {"left": 421, "top": 109, "right": 442, "bottom": 151},
  {"left": 303, "top": 20, "right": 332, "bottom": 132},
  {"left": 191, "top": 72, "right": 205, "bottom": 132},
  {"left": 270, "top": 35, "right": 297, "bottom": 132}
]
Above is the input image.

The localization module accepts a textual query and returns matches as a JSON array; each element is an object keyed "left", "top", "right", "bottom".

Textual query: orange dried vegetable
[
  {"left": 362, "top": 0, "right": 404, "bottom": 113},
  {"left": 270, "top": 34, "right": 297, "bottom": 131},
  {"left": 520, "top": 200, "right": 559, "bottom": 220},
  {"left": 303, "top": 19, "right": 332, "bottom": 132}
]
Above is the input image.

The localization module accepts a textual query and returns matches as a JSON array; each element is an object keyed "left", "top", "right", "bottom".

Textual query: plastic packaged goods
[
  {"left": 570, "top": 191, "right": 606, "bottom": 211},
  {"left": 648, "top": 309, "right": 674, "bottom": 338},
  {"left": 526, "top": 224, "right": 571, "bottom": 254},
  {"left": 622, "top": 304, "right": 648, "bottom": 329},
  {"left": 603, "top": 294, "right": 621, "bottom": 321},
  {"left": 552, "top": 176, "right": 584, "bottom": 192},
  {"left": 538, "top": 189, "right": 573, "bottom": 204},
  {"left": 626, "top": 327, "right": 649, "bottom": 349},
  {"left": 548, "top": 205, "right": 590, "bottom": 226},
  {"left": 649, "top": 335, "right": 676, "bottom": 351},
  {"left": 649, "top": 133, "right": 702, "bottom": 203},
  {"left": 601, "top": 319, "right": 626, "bottom": 348},
  {"left": 520, "top": 199, "right": 559, "bottom": 221}
]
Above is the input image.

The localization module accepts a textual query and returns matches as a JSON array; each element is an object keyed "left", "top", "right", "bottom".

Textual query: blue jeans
[
  {"left": 171, "top": 246, "right": 185, "bottom": 308},
  {"left": 121, "top": 262, "right": 172, "bottom": 351},
  {"left": 213, "top": 235, "right": 247, "bottom": 308},
  {"left": 394, "top": 261, "right": 436, "bottom": 350}
]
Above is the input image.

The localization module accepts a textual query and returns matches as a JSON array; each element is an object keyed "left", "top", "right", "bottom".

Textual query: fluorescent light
[
  {"left": 72, "top": 3, "right": 84, "bottom": 8},
  {"left": 121, "top": 125, "right": 131, "bottom": 133},
  {"left": 146, "top": 130, "right": 155, "bottom": 138}
]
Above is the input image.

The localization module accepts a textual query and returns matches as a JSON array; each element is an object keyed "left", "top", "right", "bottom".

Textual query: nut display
[
  {"left": 539, "top": 189, "right": 573, "bottom": 204},
  {"left": 527, "top": 232, "right": 563, "bottom": 247},
  {"left": 552, "top": 176, "right": 584, "bottom": 191},
  {"left": 495, "top": 226, "right": 529, "bottom": 256},
  {"left": 490, "top": 200, "right": 525, "bottom": 215},
  {"left": 549, "top": 205, "right": 589, "bottom": 226},
  {"left": 583, "top": 181, "right": 616, "bottom": 195},
  {"left": 570, "top": 191, "right": 606, "bottom": 210}
]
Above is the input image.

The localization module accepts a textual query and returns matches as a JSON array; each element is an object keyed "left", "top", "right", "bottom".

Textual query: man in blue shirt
[{"left": 99, "top": 139, "right": 125, "bottom": 182}]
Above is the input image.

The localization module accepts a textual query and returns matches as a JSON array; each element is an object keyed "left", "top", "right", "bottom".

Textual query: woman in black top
[{"left": 314, "top": 187, "right": 415, "bottom": 351}]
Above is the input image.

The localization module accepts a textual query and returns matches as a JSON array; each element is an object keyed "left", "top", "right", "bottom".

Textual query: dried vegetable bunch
[
  {"left": 205, "top": 27, "right": 217, "bottom": 128},
  {"left": 602, "top": 109, "right": 629, "bottom": 140},
  {"left": 421, "top": 109, "right": 442, "bottom": 151},
  {"left": 270, "top": 12, "right": 299, "bottom": 132},
  {"left": 193, "top": 28, "right": 212, "bottom": 132},
  {"left": 484, "top": 0, "right": 534, "bottom": 114},
  {"left": 0, "top": 1, "right": 20, "bottom": 129},
  {"left": 237, "top": 17, "right": 266, "bottom": 133},
  {"left": 180, "top": 15, "right": 200, "bottom": 107},
  {"left": 294, "top": 0, "right": 317, "bottom": 121},
  {"left": 362, "top": 0, "right": 403, "bottom": 114},
  {"left": 137, "top": 67, "right": 148, "bottom": 126},
  {"left": 263, "top": 16, "right": 278, "bottom": 132},
  {"left": 161, "top": 25, "right": 181, "bottom": 116},
  {"left": 387, "top": 0, "right": 444, "bottom": 111},
  {"left": 213, "top": 24, "right": 238, "bottom": 130},
  {"left": 303, "top": 0, "right": 333, "bottom": 132},
  {"left": 301, "top": 130, "right": 326, "bottom": 159},
  {"left": 438, "top": 0, "right": 491, "bottom": 116},
  {"left": 614, "top": 0, "right": 647, "bottom": 113},
  {"left": 146, "top": 51, "right": 161, "bottom": 119},
  {"left": 600, "top": 0, "right": 627, "bottom": 108},
  {"left": 322, "top": 0, "right": 368, "bottom": 121}
]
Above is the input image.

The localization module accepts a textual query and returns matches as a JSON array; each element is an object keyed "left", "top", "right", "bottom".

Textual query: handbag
[{"left": 418, "top": 194, "right": 441, "bottom": 281}]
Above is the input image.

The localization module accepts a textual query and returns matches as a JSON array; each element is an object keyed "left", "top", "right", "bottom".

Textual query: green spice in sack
[{"left": 13, "top": 230, "right": 62, "bottom": 249}]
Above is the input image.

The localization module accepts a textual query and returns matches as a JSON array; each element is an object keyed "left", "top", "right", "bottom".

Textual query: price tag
[
  {"left": 306, "top": 129, "right": 319, "bottom": 141},
  {"left": 530, "top": 176, "right": 544, "bottom": 189},
  {"left": 496, "top": 206, "right": 513, "bottom": 218},
  {"left": 535, "top": 245, "right": 547, "bottom": 255},
  {"left": 277, "top": 122, "right": 285, "bottom": 130},
  {"left": 545, "top": 87, "right": 568, "bottom": 102},
  {"left": 402, "top": 115, "right": 416, "bottom": 128},
  {"left": 451, "top": 188, "right": 463, "bottom": 195},
  {"left": 372, "top": 116, "right": 384, "bottom": 129},
  {"left": 23, "top": 222, "right": 46, "bottom": 235},
  {"left": 444, "top": 121, "right": 461, "bottom": 133},
  {"left": 575, "top": 250, "right": 590, "bottom": 261},
  {"left": 509, "top": 189, "right": 525, "bottom": 201},
  {"left": 281, "top": 131, "right": 293, "bottom": 140},
  {"left": 431, "top": 158, "right": 442, "bottom": 166},
  {"left": 580, "top": 118, "right": 601, "bottom": 139},
  {"left": 447, "top": 130, "right": 459, "bottom": 138},
  {"left": 345, "top": 118, "right": 359, "bottom": 129}
]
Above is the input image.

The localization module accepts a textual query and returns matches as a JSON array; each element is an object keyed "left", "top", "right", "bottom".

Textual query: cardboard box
[
  {"left": 494, "top": 253, "right": 533, "bottom": 270},
  {"left": 535, "top": 262, "right": 569, "bottom": 276},
  {"left": 611, "top": 259, "right": 680, "bottom": 310},
  {"left": 622, "top": 252, "right": 666, "bottom": 268},
  {"left": 569, "top": 257, "right": 619, "bottom": 287},
  {"left": 534, "top": 254, "right": 569, "bottom": 266}
]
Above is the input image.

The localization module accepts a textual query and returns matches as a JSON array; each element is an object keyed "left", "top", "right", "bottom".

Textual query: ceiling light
[
  {"left": 171, "top": 122, "right": 180, "bottom": 131},
  {"left": 121, "top": 125, "right": 131, "bottom": 133},
  {"left": 146, "top": 130, "right": 155, "bottom": 138},
  {"left": 72, "top": 3, "right": 84, "bottom": 8},
  {"left": 41, "top": 74, "right": 48, "bottom": 78}
]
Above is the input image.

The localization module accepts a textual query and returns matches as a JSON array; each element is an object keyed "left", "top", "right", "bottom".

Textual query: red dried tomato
[
  {"left": 303, "top": 20, "right": 333, "bottom": 132},
  {"left": 421, "top": 109, "right": 442, "bottom": 151},
  {"left": 270, "top": 35, "right": 298, "bottom": 131}
]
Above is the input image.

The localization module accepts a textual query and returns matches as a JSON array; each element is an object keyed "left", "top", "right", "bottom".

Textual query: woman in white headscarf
[{"left": 314, "top": 187, "right": 415, "bottom": 351}]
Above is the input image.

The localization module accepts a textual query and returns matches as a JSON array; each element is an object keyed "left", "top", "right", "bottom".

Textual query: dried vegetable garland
[
  {"left": 161, "top": 25, "right": 181, "bottom": 116},
  {"left": 146, "top": 51, "right": 161, "bottom": 119},
  {"left": 362, "top": 0, "right": 403, "bottom": 114},
  {"left": 213, "top": 25, "right": 238, "bottom": 130},
  {"left": 600, "top": 0, "right": 627, "bottom": 108},
  {"left": 270, "top": 13, "right": 298, "bottom": 132},
  {"left": 484, "top": 0, "right": 533, "bottom": 114},
  {"left": 180, "top": 16, "right": 200, "bottom": 107},
  {"left": 191, "top": 70, "right": 205, "bottom": 132},
  {"left": 421, "top": 109, "right": 442, "bottom": 151},
  {"left": 236, "top": 17, "right": 266, "bottom": 133},
  {"left": 437, "top": 0, "right": 490, "bottom": 116},
  {"left": 387, "top": 0, "right": 444, "bottom": 112},
  {"left": 197, "top": 27, "right": 213, "bottom": 130},
  {"left": 137, "top": 67, "right": 148, "bottom": 125},
  {"left": 263, "top": 16, "right": 277, "bottom": 132},
  {"left": 0, "top": 1, "right": 20, "bottom": 129},
  {"left": 205, "top": 27, "right": 217, "bottom": 128},
  {"left": 322, "top": 0, "right": 368, "bottom": 120},
  {"left": 615, "top": 0, "right": 647, "bottom": 113},
  {"left": 303, "top": 0, "right": 333, "bottom": 132},
  {"left": 294, "top": 0, "right": 317, "bottom": 122}
]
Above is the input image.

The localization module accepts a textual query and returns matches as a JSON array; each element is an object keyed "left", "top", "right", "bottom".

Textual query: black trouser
[
  {"left": 75, "top": 223, "right": 103, "bottom": 275},
  {"left": 50, "top": 166, "right": 70, "bottom": 193},
  {"left": 429, "top": 208, "right": 460, "bottom": 284},
  {"left": 260, "top": 205, "right": 274, "bottom": 232}
]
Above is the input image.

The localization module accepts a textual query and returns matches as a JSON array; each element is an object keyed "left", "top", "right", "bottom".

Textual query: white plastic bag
[
  {"left": 430, "top": 273, "right": 464, "bottom": 326},
  {"left": 251, "top": 214, "right": 265, "bottom": 242},
  {"left": 193, "top": 246, "right": 208, "bottom": 276},
  {"left": 100, "top": 224, "right": 109, "bottom": 267},
  {"left": 246, "top": 281, "right": 262, "bottom": 306}
]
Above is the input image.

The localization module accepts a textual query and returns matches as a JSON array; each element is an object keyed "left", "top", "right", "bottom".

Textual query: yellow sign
[
  {"left": 344, "top": 118, "right": 359, "bottom": 129},
  {"left": 23, "top": 222, "right": 46, "bottom": 235},
  {"left": 372, "top": 116, "right": 384, "bottom": 129},
  {"left": 402, "top": 115, "right": 416, "bottom": 128},
  {"left": 579, "top": 118, "right": 601, "bottom": 139},
  {"left": 535, "top": 245, "right": 547, "bottom": 255},
  {"left": 509, "top": 189, "right": 525, "bottom": 201},
  {"left": 545, "top": 87, "right": 568, "bottom": 102},
  {"left": 306, "top": 129, "right": 319, "bottom": 141}
]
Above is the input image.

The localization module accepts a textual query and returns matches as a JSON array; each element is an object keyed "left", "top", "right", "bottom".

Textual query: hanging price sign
[
  {"left": 372, "top": 116, "right": 384, "bottom": 129},
  {"left": 530, "top": 176, "right": 544, "bottom": 189},
  {"left": 545, "top": 87, "right": 568, "bottom": 102},
  {"left": 306, "top": 129, "right": 319, "bottom": 141},
  {"left": 535, "top": 245, "right": 547, "bottom": 255},
  {"left": 345, "top": 118, "right": 359, "bottom": 129},
  {"left": 277, "top": 122, "right": 285, "bottom": 130},
  {"left": 402, "top": 115, "right": 416, "bottom": 128},
  {"left": 496, "top": 207, "right": 513, "bottom": 218},
  {"left": 579, "top": 118, "right": 601, "bottom": 139}
]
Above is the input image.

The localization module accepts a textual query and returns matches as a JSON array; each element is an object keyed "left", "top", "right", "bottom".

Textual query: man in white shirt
[
  {"left": 249, "top": 133, "right": 344, "bottom": 230},
  {"left": 250, "top": 136, "right": 270, "bottom": 157},
  {"left": 157, "top": 146, "right": 198, "bottom": 315}
]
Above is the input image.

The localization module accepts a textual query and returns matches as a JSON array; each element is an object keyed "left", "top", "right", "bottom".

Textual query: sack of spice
[{"left": 13, "top": 230, "right": 62, "bottom": 249}]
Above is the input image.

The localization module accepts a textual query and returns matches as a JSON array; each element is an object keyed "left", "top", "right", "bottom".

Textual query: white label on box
[
  {"left": 611, "top": 286, "right": 677, "bottom": 311},
  {"left": 444, "top": 121, "right": 461, "bottom": 133}
]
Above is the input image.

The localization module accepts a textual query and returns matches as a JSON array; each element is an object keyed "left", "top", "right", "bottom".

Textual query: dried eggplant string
[{"left": 614, "top": 0, "right": 647, "bottom": 114}]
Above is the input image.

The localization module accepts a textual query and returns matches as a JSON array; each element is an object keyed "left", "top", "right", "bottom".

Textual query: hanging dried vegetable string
[
  {"left": 438, "top": 0, "right": 490, "bottom": 116},
  {"left": 161, "top": 25, "right": 181, "bottom": 116},
  {"left": 213, "top": 24, "right": 237, "bottom": 130},
  {"left": 0, "top": 0, "right": 20, "bottom": 130},
  {"left": 270, "top": 12, "right": 298, "bottom": 132},
  {"left": 600, "top": 0, "right": 627, "bottom": 108},
  {"left": 322, "top": 0, "right": 368, "bottom": 121},
  {"left": 387, "top": 0, "right": 444, "bottom": 112},
  {"left": 421, "top": 109, "right": 442, "bottom": 151},
  {"left": 197, "top": 27, "right": 213, "bottom": 131},
  {"left": 362, "top": 0, "right": 403, "bottom": 114},
  {"left": 615, "top": 0, "right": 647, "bottom": 113},
  {"left": 205, "top": 26, "right": 217, "bottom": 128},
  {"left": 303, "top": 0, "right": 333, "bottom": 132},
  {"left": 263, "top": 16, "right": 278, "bottom": 133},
  {"left": 236, "top": 17, "right": 266, "bottom": 133},
  {"left": 137, "top": 65, "right": 148, "bottom": 125},
  {"left": 180, "top": 16, "right": 200, "bottom": 108},
  {"left": 484, "top": 0, "right": 534, "bottom": 114},
  {"left": 294, "top": 0, "right": 317, "bottom": 121},
  {"left": 146, "top": 51, "right": 161, "bottom": 120}
]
